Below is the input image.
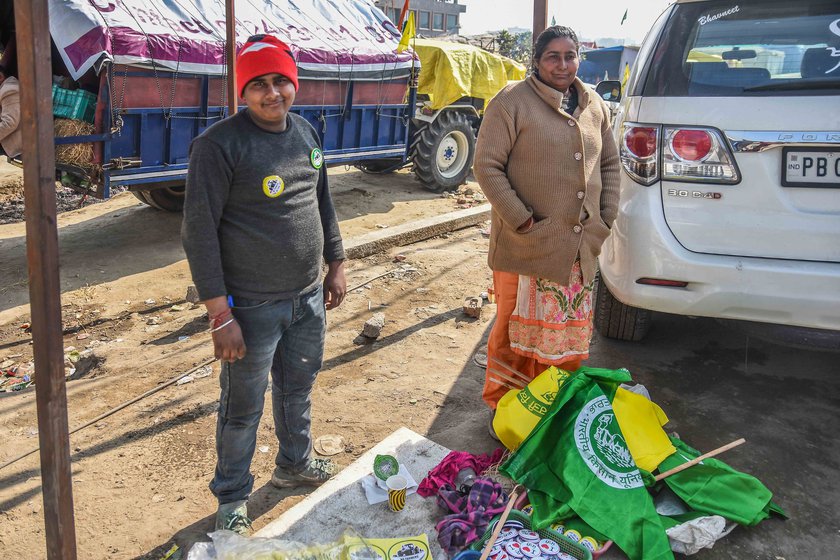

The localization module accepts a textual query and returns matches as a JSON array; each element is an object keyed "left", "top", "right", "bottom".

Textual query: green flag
[
  {"left": 659, "top": 437, "right": 787, "bottom": 526},
  {"left": 621, "top": 9, "right": 628, "bottom": 25},
  {"left": 502, "top": 368, "right": 674, "bottom": 560}
]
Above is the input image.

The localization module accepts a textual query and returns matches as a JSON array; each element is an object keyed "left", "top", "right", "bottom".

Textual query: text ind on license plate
[{"left": 783, "top": 149, "right": 840, "bottom": 188}]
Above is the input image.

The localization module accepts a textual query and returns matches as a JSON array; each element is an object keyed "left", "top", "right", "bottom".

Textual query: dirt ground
[
  {"left": 0, "top": 163, "right": 497, "bottom": 559},
  {"left": 0, "top": 160, "right": 111, "bottom": 224}
]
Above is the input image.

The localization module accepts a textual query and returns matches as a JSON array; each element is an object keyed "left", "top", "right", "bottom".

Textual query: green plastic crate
[
  {"left": 52, "top": 84, "right": 97, "bottom": 123},
  {"left": 469, "top": 510, "right": 592, "bottom": 560}
]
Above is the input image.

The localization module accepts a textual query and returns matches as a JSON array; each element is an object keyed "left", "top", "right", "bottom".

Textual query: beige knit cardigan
[
  {"left": 474, "top": 75, "right": 620, "bottom": 286},
  {"left": 0, "top": 76, "right": 22, "bottom": 159}
]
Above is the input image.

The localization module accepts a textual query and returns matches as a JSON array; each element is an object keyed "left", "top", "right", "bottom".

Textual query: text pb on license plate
[{"left": 782, "top": 148, "right": 840, "bottom": 188}]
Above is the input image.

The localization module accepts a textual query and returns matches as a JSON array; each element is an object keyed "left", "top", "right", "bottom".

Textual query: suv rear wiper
[{"left": 744, "top": 79, "right": 840, "bottom": 92}]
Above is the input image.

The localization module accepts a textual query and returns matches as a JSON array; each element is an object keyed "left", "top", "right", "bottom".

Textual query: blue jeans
[{"left": 209, "top": 285, "right": 326, "bottom": 504}]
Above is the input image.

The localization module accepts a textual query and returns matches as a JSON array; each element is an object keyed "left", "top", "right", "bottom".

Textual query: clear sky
[{"left": 457, "top": 0, "right": 674, "bottom": 44}]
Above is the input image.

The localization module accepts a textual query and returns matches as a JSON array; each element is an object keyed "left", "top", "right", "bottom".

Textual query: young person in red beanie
[{"left": 182, "top": 34, "right": 346, "bottom": 534}]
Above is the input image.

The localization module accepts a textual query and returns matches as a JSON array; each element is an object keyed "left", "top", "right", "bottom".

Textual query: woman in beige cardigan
[
  {"left": 0, "top": 67, "right": 22, "bottom": 159},
  {"left": 475, "top": 26, "right": 620, "bottom": 419}
]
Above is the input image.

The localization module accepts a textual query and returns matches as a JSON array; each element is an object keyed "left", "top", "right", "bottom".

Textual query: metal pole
[
  {"left": 226, "top": 0, "right": 237, "bottom": 116},
  {"left": 533, "top": 0, "right": 548, "bottom": 39},
  {"left": 13, "top": 0, "right": 78, "bottom": 558}
]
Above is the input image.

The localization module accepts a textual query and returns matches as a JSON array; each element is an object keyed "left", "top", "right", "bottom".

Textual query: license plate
[{"left": 782, "top": 148, "right": 840, "bottom": 188}]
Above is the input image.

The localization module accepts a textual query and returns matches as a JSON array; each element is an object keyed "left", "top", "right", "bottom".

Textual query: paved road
[
  {"left": 431, "top": 310, "right": 840, "bottom": 559},
  {"left": 591, "top": 313, "right": 839, "bottom": 558}
]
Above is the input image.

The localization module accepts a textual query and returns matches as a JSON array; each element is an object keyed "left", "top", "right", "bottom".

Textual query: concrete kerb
[
  {"left": 344, "top": 204, "right": 491, "bottom": 260},
  {"left": 183, "top": 205, "right": 491, "bottom": 302}
]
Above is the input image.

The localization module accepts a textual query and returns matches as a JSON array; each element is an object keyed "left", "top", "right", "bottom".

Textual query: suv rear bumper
[{"left": 598, "top": 182, "right": 840, "bottom": 331}]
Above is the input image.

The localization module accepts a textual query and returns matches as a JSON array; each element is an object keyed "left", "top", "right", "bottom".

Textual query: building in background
[{"left": 375, "top": 0, "right": 467, "bottom": 37}]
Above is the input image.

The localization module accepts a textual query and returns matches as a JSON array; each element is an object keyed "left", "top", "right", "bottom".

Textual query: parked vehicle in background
[
  {"left": 362, "top": 37, "right": 526, "bottom": 192},
  {"left": 596, "top": 0, "right": 840, "bottom": 343},
  {"left": 578, "top": 45, "right": 639, "bottom": 85},
  {"left": 2, "top": 1, "right": 524, "bottom": 210}
]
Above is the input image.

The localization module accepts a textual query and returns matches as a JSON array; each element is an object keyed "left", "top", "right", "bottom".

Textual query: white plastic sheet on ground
[{"left": 666, "top": 515, "right": 737, "bottom": 555}]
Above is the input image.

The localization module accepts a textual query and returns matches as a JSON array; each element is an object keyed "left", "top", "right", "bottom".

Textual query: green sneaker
[
  {"left": 271, "top": 458, "right": 338, "bottom": 488},
  {"left": 214, "top": 500, "right": 252, "bottom": 535}
]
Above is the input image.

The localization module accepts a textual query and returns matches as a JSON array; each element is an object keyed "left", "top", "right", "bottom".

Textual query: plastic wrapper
[{"left": 186, "top": 530, "right": 431, "bottom": 560}]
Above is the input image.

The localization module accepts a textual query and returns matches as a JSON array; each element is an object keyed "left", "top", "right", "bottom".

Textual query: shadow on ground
[
  {"left": 0, "top": 203, "right": 184, "bottom": 313},
  {"left": 0, "top": 169, "right": 449, "bottom": 314},
  {"left": 427, "top": 311, "right": 840, "bottom": 559},
  {"left": 136, "top": 483, "right": 311, "bottom": 560},
  {"left": 589, "top": 313, "right": 839, "bottom": 558},
  {"left": 0, "top": 395, "right": 210, "bottom": 513}
]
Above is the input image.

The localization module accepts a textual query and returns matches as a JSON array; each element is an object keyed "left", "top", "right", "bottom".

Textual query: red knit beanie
[{"left": 236, "top": 35, "right": 299, "bottom": 96}]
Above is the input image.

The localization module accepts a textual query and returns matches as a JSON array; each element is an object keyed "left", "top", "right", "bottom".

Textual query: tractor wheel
[{"left": 411, "top": 111, "right": 476, "bottom": 192}]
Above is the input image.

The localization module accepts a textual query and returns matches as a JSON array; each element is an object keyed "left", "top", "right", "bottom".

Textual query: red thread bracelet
[{"left": 209, "top": 310, "right": 233, "bottom": 329}]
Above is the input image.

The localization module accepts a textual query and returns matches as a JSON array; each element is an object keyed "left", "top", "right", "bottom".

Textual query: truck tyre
[
  {"left": 594, "top": 271, "right": 651, "bottom": 341},
  {"left": 133, "top": 185, "right": 186, "bottom": 212},
  {"left": 412, "top": 111, "right": 475, "bottom": 192},
  {"left": 132, "top": 191, "right": 152, "bottom": 206}
]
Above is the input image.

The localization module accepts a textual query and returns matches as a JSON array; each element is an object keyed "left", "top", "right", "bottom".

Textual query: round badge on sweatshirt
[
  {"left": 310, "top": 147, "right": 324, "bottom": 169},
  {"left": 263, "top": 175, "right": 285, "bottom": 198}
]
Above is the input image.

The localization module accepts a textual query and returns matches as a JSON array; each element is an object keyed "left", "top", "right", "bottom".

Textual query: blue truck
[{"left": 8, "top": 0, "right": 486, "bottom": 210}]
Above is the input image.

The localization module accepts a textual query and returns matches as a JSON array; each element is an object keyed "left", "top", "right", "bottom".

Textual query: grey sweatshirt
[{"left": 181, "top": 110, "right": 344, "bottom": 301}]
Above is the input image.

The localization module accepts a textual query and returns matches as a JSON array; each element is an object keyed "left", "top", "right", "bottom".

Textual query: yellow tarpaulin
[{"left": 413, "top": 38, "right": 526, "bottom": 111}]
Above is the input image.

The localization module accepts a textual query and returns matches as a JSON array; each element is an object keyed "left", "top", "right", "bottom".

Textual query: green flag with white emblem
[
  {"left": 659, "top": 436, "right": 787, "bottom": 526},
  {"left": 502, "top": 367, "right": 674, "bottom": 560}
]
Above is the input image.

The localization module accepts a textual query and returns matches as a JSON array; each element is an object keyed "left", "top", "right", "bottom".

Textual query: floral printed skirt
[{"left": 508, "top": 260, "right": 594, "bottom": 364}]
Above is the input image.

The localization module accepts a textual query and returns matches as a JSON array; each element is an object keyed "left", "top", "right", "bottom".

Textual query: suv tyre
[{"left": 594, "top": 271, "right": 651, "bottom": 342}]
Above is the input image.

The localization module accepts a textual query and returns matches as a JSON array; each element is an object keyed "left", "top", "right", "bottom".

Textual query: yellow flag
[
  {"left": 397, "top": 12, "right": 415, "bottom": 53},
  {"left": 612, "top": 387, "right": 675, "bottom": 472},
  {"left": 621, "top": 62, "right": 631, "bottom": 91}
]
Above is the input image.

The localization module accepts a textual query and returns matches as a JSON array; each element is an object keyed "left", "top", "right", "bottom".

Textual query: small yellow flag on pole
[{"left": 397, "top": 12, "right": 415, "bottom": 53}]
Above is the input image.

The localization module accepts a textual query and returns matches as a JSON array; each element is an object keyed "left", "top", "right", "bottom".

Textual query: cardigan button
[
  {"left": 574, "top": 152, "right": 582, "bottom": 160},
  {"left": 577, "top": 191, "right": 585, "bottom": 199},
  {"left": 573, "top": 225, "right": 582, "bottom": 234},
  {"left": 568, "top": 120, "right": 576, "bottom": 127}
]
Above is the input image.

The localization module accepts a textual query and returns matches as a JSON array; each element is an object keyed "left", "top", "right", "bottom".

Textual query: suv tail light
[
  {"left": 620, "top": 124, "right": 659, "bottom": 185},
  {"left": 671, "top": 129, "right": 712, "bottom": 161},
  {"left": 663, "top": 126, "right": 740, "bottom": 184},
  {"left": 619, "top": 124, "right": 741, "bottom": 186}
]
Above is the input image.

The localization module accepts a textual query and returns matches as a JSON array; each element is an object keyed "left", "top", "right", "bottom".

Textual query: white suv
[{"left": 596, "top": 0, "right": 840, "bottom": 342}]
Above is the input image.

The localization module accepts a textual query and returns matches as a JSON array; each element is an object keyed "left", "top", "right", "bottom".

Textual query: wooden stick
[
  {"left": 490, "top": 357, "right": 532, "bottom": 384},
  {"left": 346, "top": 269, "right": 401, "bottom": 293},
  {"left": 487, "top": 376, "right": 519, "bottom": 391},
  {"left": 655, "top": 438, "right": 746, "bottom": 481},
  {"left": 479, "top": 485, "right": 521, "bottom": 560},
  {"left": 487, "top": 367, "right": 526, "bottom": 389},
  {"left": 17, "top": 1, "right": 79, "bottom": 556}
]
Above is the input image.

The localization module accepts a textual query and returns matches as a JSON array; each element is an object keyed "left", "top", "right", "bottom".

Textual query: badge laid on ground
[
  {"left": 263, "top": 175, "right": 285, "bottom": 198},
  {"left": 310, "top": 147, "right": 324, "bottom": 169}
]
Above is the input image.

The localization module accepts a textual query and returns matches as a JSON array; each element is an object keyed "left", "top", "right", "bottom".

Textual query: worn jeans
[{"left": 209, "top": 284, "right": 326, "bottom": 504}]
